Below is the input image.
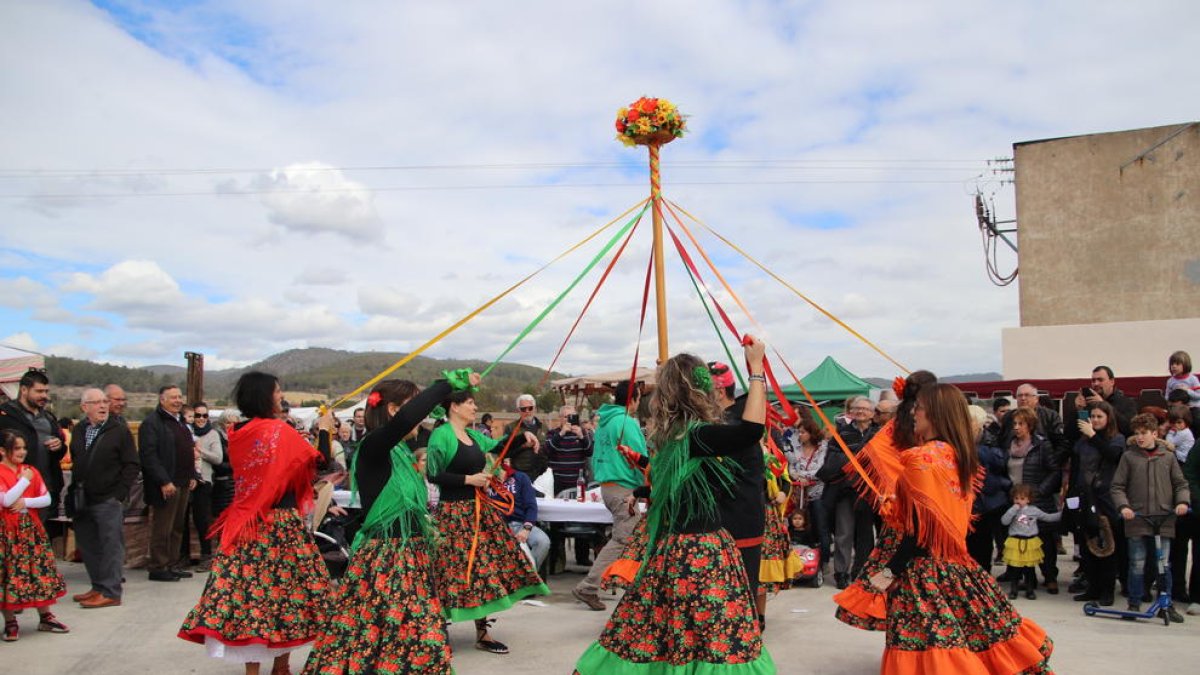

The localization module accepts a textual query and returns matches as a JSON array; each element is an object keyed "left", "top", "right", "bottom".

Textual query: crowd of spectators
[{"left": 3, "top": 349, "right": 1198, "bottom": 631}]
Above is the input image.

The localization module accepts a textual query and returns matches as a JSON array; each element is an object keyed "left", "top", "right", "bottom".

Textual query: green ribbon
[
  {"left": 679, "top": 251, "right": 747, "bottom": 392},
  {"left": 482, "top": 203, "right": 650, "bottom": 377}
]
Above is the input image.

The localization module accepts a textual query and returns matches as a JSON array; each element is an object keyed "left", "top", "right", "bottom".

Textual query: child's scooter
[{"left": 1082, "top": 514, "right": 1177, "bottom": 625}]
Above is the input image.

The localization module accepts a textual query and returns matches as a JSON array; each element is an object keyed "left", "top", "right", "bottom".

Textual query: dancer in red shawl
[
  {"left": 179, "top": 372, "right": 333, "bottom": 675},
  {"left": 834, "top": 370, "right": 936, "bottom": 631},
  {"left": 0, "top": 430, "right": 68, "bottom": 641},
  {"left": 868, "top": 384, "right": 1052, "bottom": 674}
]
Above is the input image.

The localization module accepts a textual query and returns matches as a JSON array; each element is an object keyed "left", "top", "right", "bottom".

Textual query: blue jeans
[{"left": 1127, "top": 536, "right": 1173, "bottom": 604}]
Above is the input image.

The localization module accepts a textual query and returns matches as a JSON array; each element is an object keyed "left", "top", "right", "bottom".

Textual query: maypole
[{"left": 616, "top": 96, "right": 687, "bottom": 363}]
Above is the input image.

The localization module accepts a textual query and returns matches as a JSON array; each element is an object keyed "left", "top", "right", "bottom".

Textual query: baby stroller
[
  {"left": 311, "top": 480, "right": 353, "bottom": 579},
  {"left": 787, "top": 484, "right": 823, "bottom": 588}
]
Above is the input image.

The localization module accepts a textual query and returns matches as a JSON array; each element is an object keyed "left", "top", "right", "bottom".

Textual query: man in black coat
[
  {"left": 138, "top": 385, "right": 197, "bottom": 581},
  {"left": 1069, "top": 366, "right": 1138, "bottom": 438},
  {"left": 68, "top": 389, "right": 139, "bottom": 607},
  {"left": 817, "top": 396, "right": 879, "bottom": 588},
  {"left": 999, "top": 384, "right": 1070, "bottom": 462},
  {"left": 0, "top": 369, "right": 65, "bottom": 520}
]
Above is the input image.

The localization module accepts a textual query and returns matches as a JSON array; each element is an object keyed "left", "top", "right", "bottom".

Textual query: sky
[{"left": 1, "top": 0, "right": 1197, "bottom": 383}]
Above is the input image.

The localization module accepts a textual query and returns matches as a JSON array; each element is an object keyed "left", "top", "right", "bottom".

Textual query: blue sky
[{"left": 2, "top": 0, "right": 1197, "bottom": 379}]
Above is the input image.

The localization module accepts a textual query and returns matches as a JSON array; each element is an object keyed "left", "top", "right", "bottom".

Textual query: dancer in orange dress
[{"left": 868, "top": 384, "right": 1053, "bottom": 674}]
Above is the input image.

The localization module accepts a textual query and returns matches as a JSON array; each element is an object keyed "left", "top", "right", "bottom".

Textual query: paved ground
[{"left": 3, "top": 556, "right": 1198, "bottom": 674}]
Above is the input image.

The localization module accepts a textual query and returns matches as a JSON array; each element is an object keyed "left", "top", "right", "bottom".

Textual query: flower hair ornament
[
  {"left": 366, "top": 391, "right": 383, "bottom": 408},
  {"left": 428, "top": 406, "right": 447, "bottom": 421},
  {"left": 892, "top": 376, "right": 906, "bottom": 400},
  {"left": 691, "top": 365, "right": 714, "bottom": 393}
]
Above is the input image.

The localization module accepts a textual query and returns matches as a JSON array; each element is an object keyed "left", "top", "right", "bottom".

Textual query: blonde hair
[{"left": 649, "top": 353, "right": 723, "bottom": 447}]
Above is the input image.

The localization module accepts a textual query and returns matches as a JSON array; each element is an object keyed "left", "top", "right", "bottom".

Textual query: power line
[
  {"left": 0, "top": 157, "right": 992, "bottom": 179},
  {"left": 0, "top": 177, "right": 984, "bottom": 200}
]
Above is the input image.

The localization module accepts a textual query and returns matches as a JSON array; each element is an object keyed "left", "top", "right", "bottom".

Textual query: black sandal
[
  {"left": 474, "top": 618, "right": 509, "bottom": 654},
  {"left": 3, "top": 618, "right": 17, "bottom": 642}
]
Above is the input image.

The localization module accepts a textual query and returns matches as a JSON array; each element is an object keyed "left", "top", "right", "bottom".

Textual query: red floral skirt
[
  {"left": 834, "top": 524, "right": 901, "bottom": 631},
  {"left": 178, "top": 509, "right": 331, "bottom": 650},
  {"left": 432, "top": 498, "right": 548, "bottom": 623},
  {"left": 0, "top": 513, "right": 65, "bottom": 610},
  {"left": 575, "top": 530, "right": 775, "bottom": 674},
  {"left": 882, "top": 555, "right": 1054, "bottom": 674},
  {"left": 602, "top": 515, "right": 648, "bottom": 591},
  {"left": 302, "top": 536, "right": 451, "bottom": 674}
]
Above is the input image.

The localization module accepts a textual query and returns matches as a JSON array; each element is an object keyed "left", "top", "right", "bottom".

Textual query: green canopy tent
[{"left": 769, "top": 356, "right": 878, "bottom": 424}]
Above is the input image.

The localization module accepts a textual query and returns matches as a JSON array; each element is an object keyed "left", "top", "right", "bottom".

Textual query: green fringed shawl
[
  {"left": 426, "top": 423, "right": 498, "bottom": 478},
  {"left": 643, "top": 421, "right": 739, "bottom": 571},
  {"left": 350, "top": 437, "right": 431, "bottom": 551}
]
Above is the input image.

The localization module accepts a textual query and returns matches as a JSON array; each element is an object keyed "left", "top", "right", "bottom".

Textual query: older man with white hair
[
  {"left": 501, "top": 393, "right": 546, "bottom": 479},
  {"left": 67, "top": 388, "right": 139, "bottom": 608}
]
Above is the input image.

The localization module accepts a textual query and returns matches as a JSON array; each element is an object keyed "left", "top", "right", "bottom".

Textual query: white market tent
[{"left": 0, "top": 344, "right": 45, "bottom": 400}]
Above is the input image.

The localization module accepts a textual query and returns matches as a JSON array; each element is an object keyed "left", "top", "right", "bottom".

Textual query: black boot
[{"left": 1009, "top": 579, "right": 1019, "bottom": 599}]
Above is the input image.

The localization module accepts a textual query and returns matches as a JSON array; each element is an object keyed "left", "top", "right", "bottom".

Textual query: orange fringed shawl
[
  {"left": 208, "top": 418, "right": 319, "bottom": 553},
  {"left": 889, "top": 440, "right": 981, "bottom": 563}
]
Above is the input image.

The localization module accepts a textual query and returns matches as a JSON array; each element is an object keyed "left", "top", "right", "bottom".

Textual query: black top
[
  {"left": 427, "top": 424, "right": 531, "bottom": 502},
  {"left": 669, "top": 418, "right": 765, "bottom": 535},
  {"left": 354, "top": 381, "right": 451, "bottom": 516},
  {"left": 428, "top": 437, "right": 487, "bottom": 502},
  {"left": 715, "top": 407, "right": 767, "bottom": 540}
]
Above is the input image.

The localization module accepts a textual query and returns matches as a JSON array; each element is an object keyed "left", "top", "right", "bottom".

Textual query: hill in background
[{"left": 46, "top": 348, "right": 567, "bottom": 413}]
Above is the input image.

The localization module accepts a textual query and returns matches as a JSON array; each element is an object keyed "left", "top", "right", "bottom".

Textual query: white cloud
[
  {"left": 1, "top": 332, "right": 39, "bottom": 352},
  {"left": 295, "top": 266, "right": 349, "bottom": 286},
  {"left": 1, "top": 0, "right": 1196, "bottom": 378},
  {"left": 254, "top": 162, "right": 383, "bottom": 241},
  {"left": 64, "top": 260, "right": 184, "bottom": 311}
]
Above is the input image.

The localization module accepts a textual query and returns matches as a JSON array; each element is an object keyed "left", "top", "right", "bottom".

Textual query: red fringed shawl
[
  {"left": 208, "top": 418, "right": 319, "bottom": 553},
  {"left": 0, "top": 462, "right": 47, "bottom": 531}
]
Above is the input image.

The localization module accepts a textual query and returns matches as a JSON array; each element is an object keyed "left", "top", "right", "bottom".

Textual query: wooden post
[{"left": 649, "top": 142, "right": 669, "bottom": 364}]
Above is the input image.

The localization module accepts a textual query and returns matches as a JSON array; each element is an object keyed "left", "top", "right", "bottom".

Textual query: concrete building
[{"left": 1002, "top": 122, "right": 1200, "bottom": 379}]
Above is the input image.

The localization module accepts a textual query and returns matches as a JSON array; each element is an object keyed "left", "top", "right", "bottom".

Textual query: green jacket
[{"left": 591, "top": 403, "right": 647, "bottom": 489}]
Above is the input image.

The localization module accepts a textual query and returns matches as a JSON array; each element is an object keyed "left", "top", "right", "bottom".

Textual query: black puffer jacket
[
  {"left": 1016, "top": 433, "right": 1061, "bottom": 514},
  {"left": 1070, "top": 432, "right": 1126, "bottom": 515}
]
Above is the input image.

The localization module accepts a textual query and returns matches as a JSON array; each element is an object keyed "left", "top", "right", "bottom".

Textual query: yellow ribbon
[
  {"left": 667, "top": 200, "right": 910, "bottom": 375},
  {"left": 326, "top": 198, "right": 651, "bottom": 409}
]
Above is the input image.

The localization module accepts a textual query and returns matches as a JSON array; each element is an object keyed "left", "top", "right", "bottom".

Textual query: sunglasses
[
  {"left": 194, "top": 413, "right": 209, "bottom": 418},
  {"left": 519, "top": 406, "right": 534, "bottom": 412}
]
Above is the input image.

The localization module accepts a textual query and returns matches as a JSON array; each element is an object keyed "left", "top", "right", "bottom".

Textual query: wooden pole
[{"left": 649, "top": 142, "right": 669, "bottom": 363}]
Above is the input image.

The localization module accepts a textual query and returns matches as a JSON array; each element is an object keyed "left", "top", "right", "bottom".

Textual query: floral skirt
[
  {"left": 178, "top": 509, "right": 332, "bottom": 653},
  {"left": 1003, "top": 536, "right": 1043, "bottom": 568},
  {"left": 834, "top": 525, "right": 901, "bottom": 631},
  {"left": 302, "top": 536, "right": 451, "bottom": 674},
  {"left": 0, "top": 513, "right": 65, "bottom": 610},
  {"left": 433, "top": 498, "right": 549, "bottom": 623},
  {"left": 575, "top": 530, "right": 775, "bottom": 675},
  {"left": 602, "top": 515, "right": 648, "bottom": 591},
  {"left": 759, "top": 505, "right": 803, "bottom": 591},
  {"left": 883, "top": 555, "right": 1054, "bottom": 674}
]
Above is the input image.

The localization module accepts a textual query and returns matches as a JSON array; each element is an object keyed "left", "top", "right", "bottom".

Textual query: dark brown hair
[
  {"left": 1010, "top": 483, "right": 1035, "bottom": 501},
  {"left": 1084, "top": 401, "right": 1119, "bottom": 439},
  {"left": 917, "top": 383, "right": 979, "bottom": 488},
  {"left": 894, "top": 370, "right": 937, "bottom": 449},
  {"left": 364, "top": 379, "right": 420, "bottom": 432}
]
